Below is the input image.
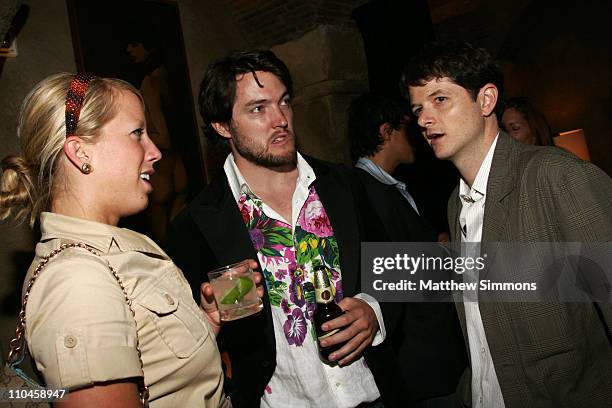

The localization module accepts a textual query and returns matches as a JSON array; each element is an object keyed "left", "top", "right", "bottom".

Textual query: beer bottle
[{"left": 313, "top": 264, "right": 344, "bottom": 364}]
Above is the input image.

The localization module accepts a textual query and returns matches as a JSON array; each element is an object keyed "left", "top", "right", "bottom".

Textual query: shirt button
[
  {"left": 481, "top": 347, "right": 486, "bottom": 354},
  {"left": 64, "top": 335, "right": 78, "bottom": 348},
  {"left": 164, "top": 293, "right": 175, "bottom": 305}
]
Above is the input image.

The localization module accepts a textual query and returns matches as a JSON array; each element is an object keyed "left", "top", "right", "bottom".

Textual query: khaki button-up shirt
[{"left": 24, "top": 212, "right": 225, "bottom": 407}]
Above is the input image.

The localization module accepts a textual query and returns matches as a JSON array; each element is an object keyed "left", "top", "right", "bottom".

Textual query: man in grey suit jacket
[{"left": 400, "top": 42, "right": 612, "bottom": 407}]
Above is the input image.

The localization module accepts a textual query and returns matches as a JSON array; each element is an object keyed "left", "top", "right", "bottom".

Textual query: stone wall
[
  {"left": 228, "top": 0, "right": 368, "bottom": 48},
  {"left": 272, "top": 24, "right": 368, "bottom": 164},
  {"left": 177, "top": 0, "right": 248, "bottom": 180}
]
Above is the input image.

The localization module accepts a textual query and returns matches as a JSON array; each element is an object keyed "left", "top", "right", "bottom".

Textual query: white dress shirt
[
  {"left": 459, "top": 134, "right": 505, "bottom": 408},
  {"left": 224, "top": 153, "right": 383, "bottom": 408}
]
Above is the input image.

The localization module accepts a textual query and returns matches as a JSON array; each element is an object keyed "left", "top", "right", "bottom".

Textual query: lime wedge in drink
[{"left": 219, "top": 276, "right": 254, "bottom": 305}]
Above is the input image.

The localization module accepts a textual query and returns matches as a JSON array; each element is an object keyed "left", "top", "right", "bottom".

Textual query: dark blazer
[
  {"left": 354, "top": 168, "right": 468, "bottom": 402},
  {"left": 167, "top": 156, "right": 402, "bottom": 407},
  {"left": 448, "top": 132, "right": 612, "bottom": 407}
]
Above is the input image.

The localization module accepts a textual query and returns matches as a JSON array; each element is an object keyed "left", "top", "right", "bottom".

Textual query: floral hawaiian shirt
[{"left": 239, "top": 188, "right": 343, "bottom": 346}]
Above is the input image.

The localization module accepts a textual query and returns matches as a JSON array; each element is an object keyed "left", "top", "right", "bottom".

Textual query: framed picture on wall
[{"left": 66, "top": 0, "right": 205, "bottom": 245}]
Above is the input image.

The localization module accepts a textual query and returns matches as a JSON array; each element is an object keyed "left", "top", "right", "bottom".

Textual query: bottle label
[
  {"left": 315, "top": 287, "right": 333, "bottom": 304},
  {"left": 318, "top": 328, "right": 340, "bottom": 341}
]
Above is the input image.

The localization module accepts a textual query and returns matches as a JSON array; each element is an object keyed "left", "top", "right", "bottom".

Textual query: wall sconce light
[
  {"left": 0, "top": 1, "right": 27, "bottom": 58},
  {"left": 554, "top": 128, "right": 590, "bottom": 161},
  {"left": 0, "top": 38, "right": 18, "bottom": 58}
]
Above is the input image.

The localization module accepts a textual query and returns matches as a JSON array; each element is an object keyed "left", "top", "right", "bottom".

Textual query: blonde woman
[
  {"left": 0, "top": 73, "right": 249, "bottom": 407},
  {"left": 501, "top": 97, "right": 555, "bottom": 146}
]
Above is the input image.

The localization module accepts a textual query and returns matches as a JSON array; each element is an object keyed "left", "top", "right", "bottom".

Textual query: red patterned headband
[{"left": 65, "top": 73, "right": 94, "bottom": 137}]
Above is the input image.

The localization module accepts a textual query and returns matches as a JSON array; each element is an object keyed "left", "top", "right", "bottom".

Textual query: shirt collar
[
  {"left": 355, "top": 157, "right": 406, "bottom": 189},
  {"left": 39, "top": 212, "right": 169, "bottom": 258},
  {"left": 459, "top": 132, "right": 500, "bottom": 204},
  {"left": 223, "top": 152, "right": 316, "bottom": 202}
]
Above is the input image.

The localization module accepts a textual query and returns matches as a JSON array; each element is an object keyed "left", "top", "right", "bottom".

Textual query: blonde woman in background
[
  {"left": 0, "top": 73, "right": 248, "bottom": 407},
  {"left": 501, "top": 97, "right": 555, "bottom": 146}
]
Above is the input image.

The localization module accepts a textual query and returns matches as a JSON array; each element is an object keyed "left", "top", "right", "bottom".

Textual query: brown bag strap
[{"left": 7, "top": 242, "right": 149, "bottom": 406}]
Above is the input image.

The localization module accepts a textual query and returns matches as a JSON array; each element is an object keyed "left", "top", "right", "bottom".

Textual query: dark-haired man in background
[
  {"left": 402, "top": 42, "right": 612, "bottom": 408},
  {"left": 168, "top": 50, "right": 401, "bottom": 407},
  {"left": 348, "top": 93, "right": 467, "bottom": 407}
]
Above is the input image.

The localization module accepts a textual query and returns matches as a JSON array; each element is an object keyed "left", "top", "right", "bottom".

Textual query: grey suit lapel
[
  {"left": 482, "top": 132, "right": 517, "bottom": 243},
  {"left": 448, "top": 133, "right": 517, "bottom": 244}
]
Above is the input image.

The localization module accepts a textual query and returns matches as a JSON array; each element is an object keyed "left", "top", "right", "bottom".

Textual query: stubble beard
[{"left": 231, "top": 126, "right": 297, "bottom": 168}]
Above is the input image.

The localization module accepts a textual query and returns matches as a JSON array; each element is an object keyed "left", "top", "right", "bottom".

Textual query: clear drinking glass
[{"left": 207, "top": 261, "right": 263, "bottom": 321}]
